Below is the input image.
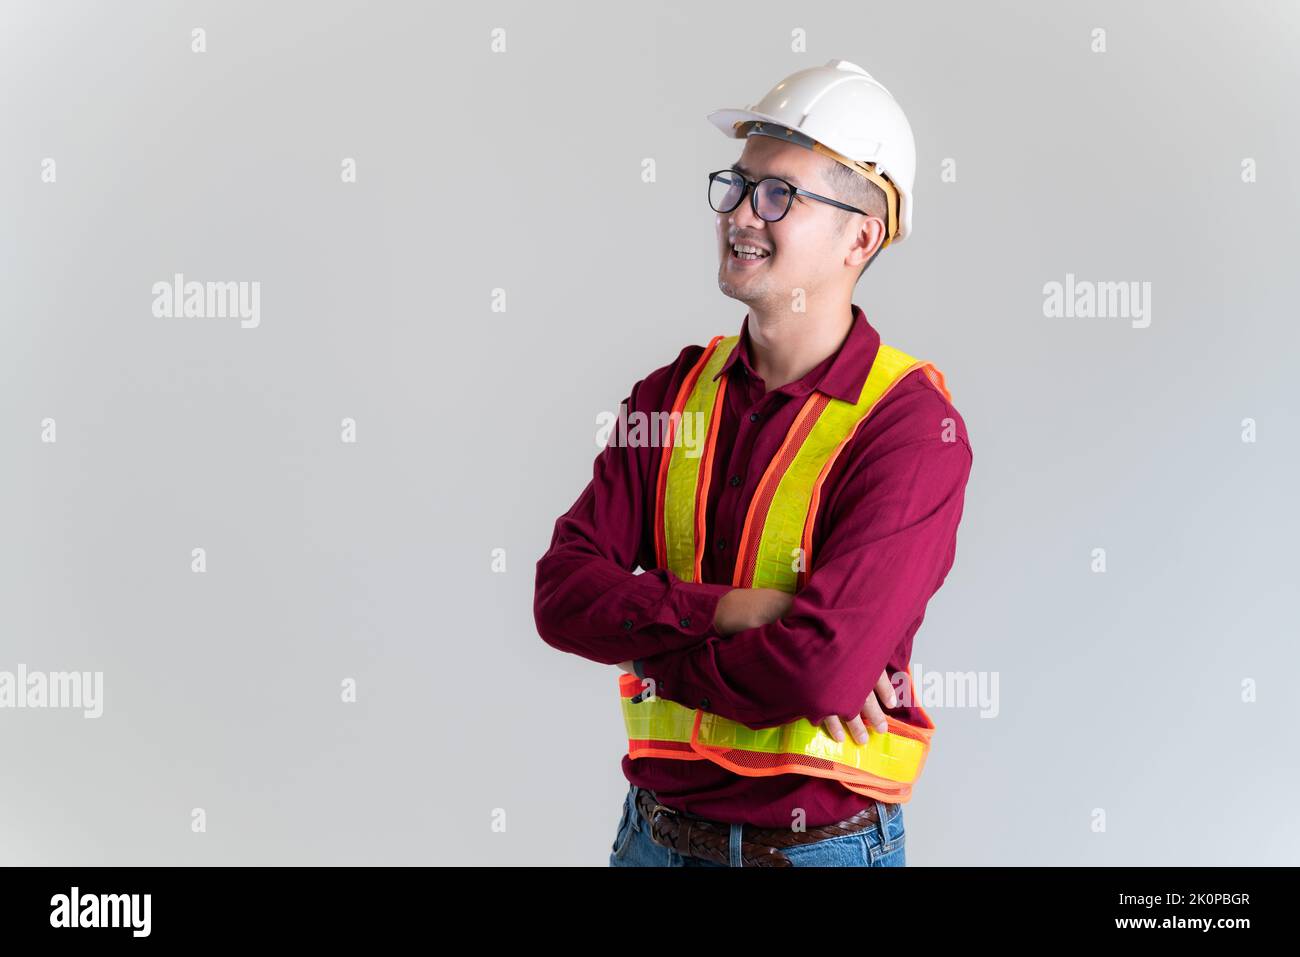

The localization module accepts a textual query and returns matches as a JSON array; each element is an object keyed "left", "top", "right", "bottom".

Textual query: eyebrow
[{"left": 730, "top": 162, "right": 805, "bottom": 189}]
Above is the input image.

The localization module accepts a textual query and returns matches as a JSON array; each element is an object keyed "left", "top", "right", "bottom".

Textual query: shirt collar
[{"left": 712, "top": 303, "right": 880, "bottom": 404}]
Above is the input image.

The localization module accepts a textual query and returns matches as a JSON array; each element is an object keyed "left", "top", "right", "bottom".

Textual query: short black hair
[{"left": 822, "top": 160, "right": 889, "bottom": 283}]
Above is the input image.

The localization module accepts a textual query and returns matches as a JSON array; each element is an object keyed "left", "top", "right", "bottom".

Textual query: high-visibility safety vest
[{"left": 619, "top": 332, "right": 952, "bottom": 803}]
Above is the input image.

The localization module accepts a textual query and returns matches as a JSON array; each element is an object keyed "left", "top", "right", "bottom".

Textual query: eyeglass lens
[{"left": 709, "top": 171, "right": 792, "bottom": 222}]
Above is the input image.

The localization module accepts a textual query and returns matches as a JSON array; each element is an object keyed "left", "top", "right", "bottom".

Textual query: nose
[{"left": 728, "top": 184, "right": 767, "bottom": 232}]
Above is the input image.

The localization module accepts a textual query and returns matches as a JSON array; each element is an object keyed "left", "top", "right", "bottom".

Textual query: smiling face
[{"left": 714, "top": 134, "right": 882, "bottom": 308}]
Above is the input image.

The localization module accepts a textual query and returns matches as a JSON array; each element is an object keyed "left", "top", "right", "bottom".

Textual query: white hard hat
[{"left": 707, "top": 59, "right": 917, "bottom": 246}]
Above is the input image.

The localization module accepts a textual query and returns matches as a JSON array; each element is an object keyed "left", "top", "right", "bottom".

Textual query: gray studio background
[{"left": 2, "top": 0, "right": 1297, "bottom": 866}]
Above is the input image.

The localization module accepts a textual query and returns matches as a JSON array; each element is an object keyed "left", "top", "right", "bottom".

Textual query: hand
[
  {"left": 619, "top": 587, "right": 791, "bottom": 685},
  {"left": 819, "top": 670, "right": 897, "bottom": 745},
  {"left": 712, "top": 587, "right": 794, "bottom": 636}
]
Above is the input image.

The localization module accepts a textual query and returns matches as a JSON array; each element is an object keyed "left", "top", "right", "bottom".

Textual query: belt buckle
[
  {"left": 646, "top": 801, "right": 687, "bottom": 856},
  {"left": 653, "top": 803, "right": 706, "bottom": 862},
  {"left": 650, "top": 802, "right": 677, "bottom": 822}
]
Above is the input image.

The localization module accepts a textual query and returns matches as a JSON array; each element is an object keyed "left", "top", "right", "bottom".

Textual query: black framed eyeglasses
[{"left": 707, "top": 168, "right": 870, "bottom": 223}]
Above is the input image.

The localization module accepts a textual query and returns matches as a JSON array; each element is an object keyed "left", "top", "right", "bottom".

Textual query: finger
[
  {"left": 875, "top": 670, "right": 897, "bottom": 708},
  {"left": 845, "top": 713, "right": 870, "bottom": 746},
  {"left": 822, "top": 714, "right": 845, "bottom": 743},
  {"left": 861, "top": 694, "right": 888, "bottom": 734}
]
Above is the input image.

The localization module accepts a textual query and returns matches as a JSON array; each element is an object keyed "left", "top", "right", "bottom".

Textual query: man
[{"left": 534, "top": 60, "right": 973, "bottom": 867}]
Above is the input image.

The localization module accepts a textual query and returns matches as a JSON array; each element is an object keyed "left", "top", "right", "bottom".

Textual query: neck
[{"left": 746, "top": 295, "right": 855, "bottom": 392}]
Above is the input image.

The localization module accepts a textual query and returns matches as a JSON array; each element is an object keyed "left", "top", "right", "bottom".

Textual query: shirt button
[
  {"left": 621, "top": 619, "right": 633, "bottom": 631},
  {"left": 700, "top": 698, "right": 711, "bottom": 709},
  {"left": 729, "top": 474, "right": 742, "bottom": 487},
  {"left": 717, "top": 538, "right": 727, "bottom": 551},
  {"left": 749, "top": 412, "right": 761, "bottom": 423},
  {"left": 679, "top": 616, "right": 691, "bottom": 629}
]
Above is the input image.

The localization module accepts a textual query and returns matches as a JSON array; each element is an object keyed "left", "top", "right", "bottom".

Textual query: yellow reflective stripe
[
  {"left": 621, "top": 687, "right": 697, "bottom": 741},
  {"left": 621, "top": 680, "right": 927, "bottom": 783},
  {"left": 747, "top": 396, "right": 830, "bottom": 592},
  {"left": 750, "top": 344, "right": 919, "bottom": 592},
  {"left": 695, "top": 710, "right": 927, "bottom": 783},
  {"left": 622, "top": 694, "right": 926, "bottom": 785},
  {"left": 662, "top": 337, "right": 738, "bottom": 582}
]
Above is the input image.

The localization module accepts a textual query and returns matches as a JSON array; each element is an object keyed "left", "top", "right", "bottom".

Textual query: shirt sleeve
[
  {"left": 636, "top": 430, "right": 973, "bottom": 728},
  {"left": 533, "top": 351, "right": 735, "bottom": 666}
]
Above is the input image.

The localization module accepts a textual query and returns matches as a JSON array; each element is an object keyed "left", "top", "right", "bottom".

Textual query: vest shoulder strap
[
  {"left": 653, "top": 335, "right": 739, "bottom": 579},
  {"left": 737, "top": 343, "right": 951, "bottom": 591}
]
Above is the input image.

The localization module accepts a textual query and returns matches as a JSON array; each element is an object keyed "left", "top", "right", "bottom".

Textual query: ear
[{"left": 848, "top": 215, "right": 887, "bottom": 268}]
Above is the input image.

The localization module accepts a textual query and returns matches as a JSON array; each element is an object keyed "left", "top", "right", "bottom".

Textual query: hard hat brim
[{"left": 706, "top": 108, "right": 794, "bottom": 140}]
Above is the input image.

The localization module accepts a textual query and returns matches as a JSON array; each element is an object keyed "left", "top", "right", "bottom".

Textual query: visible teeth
[{"left": 732, "top": 243, "right": 770, "bottom": 258}]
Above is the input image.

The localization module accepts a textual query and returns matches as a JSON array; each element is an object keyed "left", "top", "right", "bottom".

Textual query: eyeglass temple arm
[{"left": 793, "top": 186, "right": 869, "bottom": 216}]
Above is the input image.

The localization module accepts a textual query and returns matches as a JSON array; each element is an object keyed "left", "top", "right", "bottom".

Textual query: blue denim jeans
[{"left": 608, "top": 784, "right": 906, "bottom": 867}]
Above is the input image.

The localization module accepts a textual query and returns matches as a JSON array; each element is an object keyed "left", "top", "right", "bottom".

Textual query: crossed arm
[
  {"left": 616, "top": 588, "right": 902, "bottom": 742},
  {"left": 534, "top": 369, "right": 973, "bottom": 737},
  {"left": 625, "top": 433, "right": 971, "bottom": 732}
]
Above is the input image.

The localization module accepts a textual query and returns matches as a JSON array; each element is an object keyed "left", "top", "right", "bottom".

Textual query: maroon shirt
[{"left": 533, "top": 304, "right": 973, "bottom": 827}]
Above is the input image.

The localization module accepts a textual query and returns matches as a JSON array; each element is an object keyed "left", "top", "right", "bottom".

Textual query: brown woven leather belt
[{"left": 634, "top": 787, "right": 880, "bottom": 867}]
